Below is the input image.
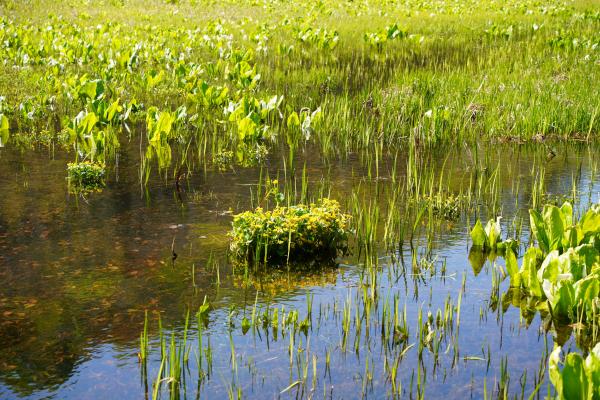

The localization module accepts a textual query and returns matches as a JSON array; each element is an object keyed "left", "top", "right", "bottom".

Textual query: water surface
[{"left": 0, "top": 141, "right": 599, "bottom": 399}]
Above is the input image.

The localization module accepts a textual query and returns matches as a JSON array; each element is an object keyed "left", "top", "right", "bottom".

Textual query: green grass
[{"left": 0, "top": 0, "right": 598, "bottom": 168}]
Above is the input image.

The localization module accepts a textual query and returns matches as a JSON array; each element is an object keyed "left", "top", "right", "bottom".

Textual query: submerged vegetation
[{"left": 0, "top": 0, "right": 599, "bottom": 399}]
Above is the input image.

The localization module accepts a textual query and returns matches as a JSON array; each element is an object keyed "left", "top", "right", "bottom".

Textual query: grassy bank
[{"left": 0, "top": 0, "right": 598, "bottom": 158}]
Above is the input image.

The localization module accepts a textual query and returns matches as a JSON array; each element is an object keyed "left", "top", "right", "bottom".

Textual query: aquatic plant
[
  {"left": 225, "top": 95, "right": 282, "bottom": 141},
  {"left": 213, "top": 149, "right": 234, "bottom": 170},
  {"left": 229, "top": 198, "right": 351, "bottom": 264},
  {"left": 499, "top": 202, "right": 600, "bottom": 347},
  {"left": 363, "top": 23, "right": 408, "bottom": 51},
  {"left": 529, "top": 202, "right": 600, "bottom": 255},
  {"left": 295, "top": 27, "right": 339, "bottom": 50},
  {"left": 0, "top": 112, "right": 9, "bottom": 147},
  {"left": 549, "top": 343, "right": 600, "bottom": 399},
  {"left": 470, "top": 216, "right": 517, "bottom": 252},
  {"left": 287, "top": 107, "right": 322, "bottom": 141},
  {"left": 421, "top": 192, "right": 465, "bottom": 221},
  {"left": 66, "top": 161, "right": 105, "bottom": 192}
]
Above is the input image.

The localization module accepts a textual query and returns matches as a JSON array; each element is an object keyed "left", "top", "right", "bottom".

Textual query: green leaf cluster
[
  {"left": 226, "top": 95, "right": 282, "bottom": 141},
  {"left": 549, "top": 343, "right": 600, "bottom": 399},
  {"left": 470, "top": 217, "right": 517, "bottom": 252},
  {"left": 504, "top": 202, "right": 600, "bottom": 323},
  {"left": 286, "top": 107, "right": 322, "bottom": 141},
  {"left": 530, "top": 202, "right": 600, "bottom": 255},
  {"left": 296, "top": 27, "right": 339, "bottom": 50},
  {"left": 0, "top": 113, "right": 9, "bottom": 147},
  {"left": 229, "top": 198, "right": 351, "bottom": 265},
  {"left": 363, "top": 23, "right": 408, "bottom": 51},
  {"left": 66, "top": 161, "right": 106, "bottom": 192}
]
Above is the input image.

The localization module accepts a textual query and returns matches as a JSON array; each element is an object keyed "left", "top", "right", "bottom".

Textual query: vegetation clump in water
[
  {"left": 475, "top": 202, "right": 600, "bottom": 352},
  {"left": 503, "top": 202, "right": 600, "bottom": 324},
  {"left": 470, "top": 216, "right": 518, "bottom": 252},
  {"left": 229, "top": 198, "right": 351, "bottom": 264},
  {"left": 66, "top": 161, "right": 105, "bottom": 192},
  {"left": 421, "top": 192, "right": 465, "bottom": 220}
]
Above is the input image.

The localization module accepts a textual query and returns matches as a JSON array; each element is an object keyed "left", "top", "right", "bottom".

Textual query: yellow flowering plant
[
  {"left": 229, "top": 198, "right": 351, "bottom": 265},
  {"left": 67, "top": 161, "right": 106, "bottom": 192}
]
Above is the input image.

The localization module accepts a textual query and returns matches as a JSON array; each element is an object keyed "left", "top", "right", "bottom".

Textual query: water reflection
[{"left": 0, "top": 141, "right": 598, "bottom": 398}]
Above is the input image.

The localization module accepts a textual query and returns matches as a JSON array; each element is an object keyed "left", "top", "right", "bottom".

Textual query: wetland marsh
[{"left": 0, "top": 0, "right": 599, "bottom": 398}]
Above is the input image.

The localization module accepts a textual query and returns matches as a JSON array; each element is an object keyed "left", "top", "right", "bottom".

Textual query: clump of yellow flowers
[{"left": 229, "top": 198, "right": 351, "bottom": 264}]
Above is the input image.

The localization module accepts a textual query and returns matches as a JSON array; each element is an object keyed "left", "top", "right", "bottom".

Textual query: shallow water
[{"left": 0, "top": 141, "right": 599, "bottom": 399}]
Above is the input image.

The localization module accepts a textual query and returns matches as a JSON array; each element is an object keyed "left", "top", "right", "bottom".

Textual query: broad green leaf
[
  {"left": 521, "top": 247, "right": 543, "bottom": 297},
  {"left": 586, "top": 343, "right": 600, "bottom": 391},
  {"left": 155, "top": 111, "right": 175, "bottom": 137},
  {"left": 560, "top": 202, "right": 573, "bottom": 227},
  {"left": 0, "top": 113, "right": 9, "bottom": 147},
  {"left": 521, "top": 246, "right": 543, "bottom": 275},
  {"left": 576, "top": 244, "right": 599, "bottom": 273},
  {"left": 580, "top": 206, "right": 600, "bottom": 238},
  {"left": 564, "top": 227, "right": 579, "bottom": 250},
  {"left": 544, "top": 205, "right": 565, "bottom": 252},
  {"left": 78, "top": 79, "right": 104, "bottom": 101},
  {"left": 216, "top": 87, "right": 229, "bottom": 105},
  {"left": 530, "top": 209, "right": 550, "bottom": 254},
  {"left": 496, "top": 238, "right": 518, "bottom": 253},
  {"left": 287, "top": 111, "right": 300, "bottom": 129},
  {"left": 574, "top": 276, "right": 599, "bottom": 317},
  {"left": 562, "top": 353, "right": 587, "bottom": 400},
  {"left": 505, "top": 249, "right": 520, "bottom": 286},
  {"left": 559, "top": 248, "right": 581, "bottom": 281},
  {"left": 241, "top": 316, "right": 251, "bottom": 334},
  {"left": 147, "top": 69, "right": 164, "bottom": 88},
  {"left": 78, "top": 80, "right": 97, "bottom": 101},
  {"left": 237, "top": 116, "right": 257, "bottom": 141},
  {"left": 549, "top": 346, "right": 563, "bottom": 396},
  {"left": 552, "top": 283, "right": 575, "bottom": 321},
  {"left": 266, "top": 95, "right": 282, "bottom": 110},
  {"left": 538, "top": 250, "right": 560, "bottom": 284},
  {"left": 470, "top": 219, "right": 487, "bottom": 247},
  {"left": 105, "top": 99, "right": 122, "bottom": 123},
  {"left": 148, "top": 111, "right": 175, "bottom": 143},
  {"left": 79, "top": 112, "right": 99, "bottom": 135},
  {"left": 485, "top": 217, "right": 501, "bottom": 248}
]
